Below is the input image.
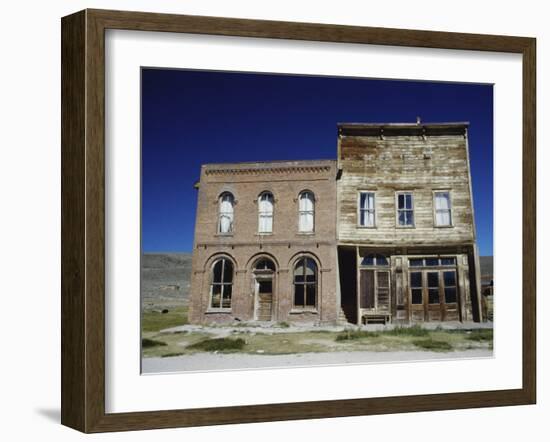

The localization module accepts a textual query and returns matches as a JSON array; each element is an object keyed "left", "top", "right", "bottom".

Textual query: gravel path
[{"left": 142, "top": 349, "right": 492, "bottom": 374}]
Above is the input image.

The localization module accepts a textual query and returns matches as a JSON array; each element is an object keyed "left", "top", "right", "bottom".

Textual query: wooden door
[
  {"left": 409, "top": 271, "right": 426, "bottom": 322},
  {"left": 256, "top": 278, "right": 273, "bottom": 321}
]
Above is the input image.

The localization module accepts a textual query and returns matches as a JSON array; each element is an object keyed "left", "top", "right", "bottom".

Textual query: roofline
[
  {"left": 337, "top": 121, "right": 470, "bottom": 129},
  {"left": 201, "top": 158, "right": 337, "bottom": 168}
]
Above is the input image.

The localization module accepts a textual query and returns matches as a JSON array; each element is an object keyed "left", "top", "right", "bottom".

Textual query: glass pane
[
  {"left": 213, "top": 260, "right": 223, "bottom": 283},
  {"left": 360, "top": 192, "right": 367, "bottom": 210},
  {"left": 405, "top": 211, "right": 414, "bottom": 225},
  {"left": 376, "top": 254, "right": 388, "bottom": 266},
  {"left": 219, "top": 214, "right": 233, "bottom": 233},
  {"left": 221, "top": 285, "right": 232, "bottom": 308},
  {"left": 427, "top": 272, "right": 439, "bottom": 287},
  {"left": 299, "top": 192, "right": 314, "bottom": 211},
  {"left": 409, "top": 259, "right": 423, "bottom": 267},
  {"left": 405, "top": 194, "right": 412, "bottom": 209},
  {"left": 258, "top": 280, "right": 272, "bottom": 293},
  {"left": 259, "top": 214, "right": 273, "bottom": 233},
  {"left": 305, "top": 284, "right": 316, "bottom": 306},
  {"left": 366, "top": 210, "right": 375, "bottom": 226},
  {"left": 305, "top": 259, "right": 316, "bottom": 275},
  {"left": 211, "top": 285, "right": 221, "bottom": 308},
  {"left": 294, "top": 284, "right": 304, "bottom": 306},
  {"left": 294, "top": 259, "right": 304, "bottom": 277},
  {"left": 398, "top": 194, "right": 405, "bottom": 209},
  {"left": 436, "top": 210, "right": 451, "bottom": 226},
  {"left": 411, "top": 289, "right": 423, "bottom": 304},
  {"left": 444, "top": 287, "right": 457, "bottom": 303},
  {"left": 398, "top": 211, "right": 405, "bottom": 225},
  {"left": 443, "top": 271, "right": 456, "bottom": 286},
  {"left": 428, "top": 288, "right": 440, "bottom": 304},
  {"left": 222, "top": 260, "right": 233, "bottom": 283},
  {"left": 435, "top": 192, "right": 450, "bottom": 210},
  {"left": 367, "top": 192, "right": 374, "bottom": 209},
  {"left": 256, "top": 259, "right": 275, "bottom": 271},
  {"left": 361, "top": 254, "right": 375, "bottom": 266},
  {"left": 441, "top": 258, "right": 456, "bottom": 266},
  {"left": 410, "top": 272, "right": 422, "bottom": 287},
  {"left": 425, "top": 258, "right": 439, "bottom": 266},
  {"left": 359, "top": 209, "right": 366, "bottom": 226}
]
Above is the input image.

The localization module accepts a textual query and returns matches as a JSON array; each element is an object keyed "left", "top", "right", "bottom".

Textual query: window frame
[
  {"left": 297, "top": 190, "right": 315, "bottom": 234},
  {"left": 208, "top": 257, "right": 234, "bottom": 311},
  {"left": 395, "top": 191, "right": 415, "bottom": 228},
  {"left": 357, "top": 190, "right": 376, "bottom": 228},
  {"left": 433, "top": 190, "right": 453, "bottom": 228},
  {"left": 257, "top": 191, "right": 274, "bottom": 235},
  {"left": 217, "top": 192, "right": 235, "bottom": 235},
  {"left": 292, "top": 256, "right": 318, "bottom": 310}
]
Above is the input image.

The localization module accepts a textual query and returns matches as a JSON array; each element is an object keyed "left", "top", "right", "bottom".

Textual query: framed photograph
[{"left": 61, "top": 9, "right": 536, "bottom": 433}]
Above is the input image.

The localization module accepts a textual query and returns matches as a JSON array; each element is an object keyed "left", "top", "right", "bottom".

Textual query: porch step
[{"left": 338, "top": 307, "right": 354, "bottom": 324}]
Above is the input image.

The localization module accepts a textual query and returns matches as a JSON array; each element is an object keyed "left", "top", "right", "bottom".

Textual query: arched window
[
  {"left": 298, "top": 191, "right": 315, "bottom": 233},
  {"left": 293, "top": 257, "right": 317, "bottom": 308},
  {"left": 360, "top": 253, "right": 389, "bottom": 266},
  {"left": 218, "top": 192, "right": 234, "bottom": 234},
  {"left": 254, "top": 258, "right": 276, "bottom": 272},
  {"left": 258, "top": 192, "right": 274, "bottom": 234},
  {"left": 210, "top": 258, "right": 233, "bottom": 309}
]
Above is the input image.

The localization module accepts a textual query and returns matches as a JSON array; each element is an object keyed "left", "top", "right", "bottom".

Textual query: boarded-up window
[
  {"left": 360, "top": 270, "right": 375, "bottom": 309},
  {"left": 376, "top": 271, "right": 390, "bottom": 310}
]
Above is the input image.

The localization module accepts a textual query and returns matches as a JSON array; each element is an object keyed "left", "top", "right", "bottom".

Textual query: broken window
[
  {"left": 258, "top": 192, "right": 274, "bottom": 234},
  {"left": 210, "top": 258, "right": 234, "bottom": 309},
  {"left": 360, "top": 253, "right": 389, "bottom": 266},
  {"left": 298, "top": 191, "right": 315, "bottom": 232},
  {"left": 434, "top": 191, "right": 452, "bottom": 226},
  {"left": 359, "top": 191, "right": 375, "bottom": 227},
  {"left": 254, "top": 258, "right": 276, "bottom": 271},
  {"left": 218, "top": 192, "right": 234, "bottom": 234},
  {"left": 397, "top": 192, "right": 414, "bottom": 226},
  {"left": 410, "top": 272, "right": 423, "bottom": 304},
  {"left": 293, "top": 257, "right": 317, "bottom": 308}
]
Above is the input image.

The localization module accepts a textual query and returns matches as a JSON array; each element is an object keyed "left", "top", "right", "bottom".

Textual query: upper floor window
[
  {"left": 218, "top": 192, "right": 234, "bottom": 234},
  {"left": 434, "top": 191, "right": 452, "bottom": 226},
  {"left": 258, "top": 192, "right": 274, "bottom": 234},
  {"left": 210, "top": 258, "right": 234, "bottom": 309},
  {"left": 298, "top": 191, "right": 315, "bottom": 233},
  {"left": 359, "top": 191, "right": 375, "bottom": 227},
  {"left": 397, "top": 192, "right": 414, "bottom": 227}
]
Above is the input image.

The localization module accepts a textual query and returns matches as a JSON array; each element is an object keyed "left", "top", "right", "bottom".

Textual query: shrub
[
  {"left": 187, "top": 337, "right": 246, "bottom": 352},
  {"left": 412, "top": 338, "right": 453, "bottom": 352},
  {"left": 142, "top": 338, "right": 167, "bottom": 348},
  {"left": 335, "top": 330, "right": 380, "bottom": 341},
  {"left": 277, "top": 321, "right": 290, "bottom": 328},
  {"left": 466, "top": 329, "right": 493, "bottom": 342},
  {"left": 385, "top": 325, "right": 430, "bottom": 337}
]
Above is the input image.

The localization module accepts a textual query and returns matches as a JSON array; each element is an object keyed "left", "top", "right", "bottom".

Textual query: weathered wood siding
[{"left": 337, "top": 133, "right": 475, "bottom": 246}]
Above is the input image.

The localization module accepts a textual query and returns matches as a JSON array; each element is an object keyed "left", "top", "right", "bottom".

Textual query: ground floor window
[
  {"left": 210, "top": 258, "right": 233, "bottom": 309},
  {"left": 293, "top": 257, "right": 317, "bottom": 308}
]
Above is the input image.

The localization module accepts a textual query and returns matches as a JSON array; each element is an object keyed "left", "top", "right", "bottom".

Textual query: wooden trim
[{"left": 61, "top": 8, "right": 537, "bottom": 433}]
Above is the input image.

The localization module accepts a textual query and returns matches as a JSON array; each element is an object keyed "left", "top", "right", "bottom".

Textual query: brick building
[{"left": 188, "top": 121, "right": 482, "bottom": 325}]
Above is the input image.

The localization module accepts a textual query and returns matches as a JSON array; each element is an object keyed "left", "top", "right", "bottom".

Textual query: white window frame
[
  {"left": 209, "top": 257, "right": 234, "bottom": 311},
  {"left": 258, "top": 192, "right": 274, "bottom": 234},
  {"left": 357, "top": 191, "right": 376, "bottom": 228},
  {"left": 298, "top": 191, "right": 315, "bottom": 233},
  {"left": 433, "top": 190, "right": 453, "bottom": 227},
  {"left": 396, "top": 191, "right": 415, "bottom": 228},
  {"left": 217, "top": 192, "right": 235, "bottom": 234}
]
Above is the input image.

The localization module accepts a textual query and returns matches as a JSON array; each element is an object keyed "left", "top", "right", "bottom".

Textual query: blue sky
[{"left": 142, "top": 69, "right": 493, "bottom": 255}]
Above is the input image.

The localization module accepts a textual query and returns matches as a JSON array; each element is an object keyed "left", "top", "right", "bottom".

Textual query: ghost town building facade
[{"left": 188, "top": 121, "right": 483, "bottom": 325}]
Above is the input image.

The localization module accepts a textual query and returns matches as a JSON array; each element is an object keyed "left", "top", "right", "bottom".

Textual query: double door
[{"left": 409, "top": 269, "right": 459, "bottom": 322}]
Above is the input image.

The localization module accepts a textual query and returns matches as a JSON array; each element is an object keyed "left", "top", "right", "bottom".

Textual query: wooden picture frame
[{"left": 61, "top": 8, "right": 536, "bottom": 433}]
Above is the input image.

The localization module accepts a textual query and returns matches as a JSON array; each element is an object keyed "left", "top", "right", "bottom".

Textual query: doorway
[{"left": 253, "top": 258, "right": 276, "bottom": 322}]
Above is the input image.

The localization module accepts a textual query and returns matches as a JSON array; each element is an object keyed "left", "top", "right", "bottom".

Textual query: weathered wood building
[{"left": 188, "top": 121, "right": 482, "bottom": 325}]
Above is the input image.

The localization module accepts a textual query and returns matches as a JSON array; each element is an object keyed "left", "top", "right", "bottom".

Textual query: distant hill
[
  {"left": 141, "top": 253, "right": 192, "bottom": 309},
  {"left": 479, "top": 256, "right": 493, "bottom": 284}
]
